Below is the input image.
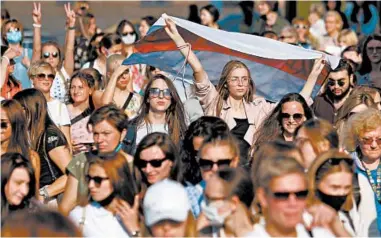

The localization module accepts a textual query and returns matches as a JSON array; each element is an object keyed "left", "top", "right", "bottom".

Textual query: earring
[{"left": 224, "top": 84, "right": 227, "bottom": 88}]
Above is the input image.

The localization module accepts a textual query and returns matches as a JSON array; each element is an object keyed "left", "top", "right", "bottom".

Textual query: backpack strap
[{"left": 89, "top": 60, "right": 95, "bottom": 69}]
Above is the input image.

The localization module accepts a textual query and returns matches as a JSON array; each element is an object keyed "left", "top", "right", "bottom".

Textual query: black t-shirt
[{"left": 38, "top": 126, "right": 67, "bottom": 188}]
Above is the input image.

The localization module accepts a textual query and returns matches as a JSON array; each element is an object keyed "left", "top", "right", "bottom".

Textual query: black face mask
[{"left": 316, "top": 189, "right": 347, "bottom": 211}]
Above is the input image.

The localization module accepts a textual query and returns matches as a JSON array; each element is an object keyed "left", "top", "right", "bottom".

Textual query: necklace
[{"left": 361, "top": 159, "right": 381, "bottom": 202}]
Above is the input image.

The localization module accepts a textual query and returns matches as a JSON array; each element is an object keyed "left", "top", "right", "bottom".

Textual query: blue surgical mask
[{"left": 6, "top": 31, "right": 22, "bottom": 44}]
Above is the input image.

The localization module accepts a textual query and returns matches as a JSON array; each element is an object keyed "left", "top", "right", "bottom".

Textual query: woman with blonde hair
[
  {"left": 344, "top": 108, "right": 381, "bottom": 236},
  {"left": 338, "top": 29, "right": 359, "bottom": 49},
  {"left": 320, "top": 11, "right": 344, "bottom": 56},
  {"left": 291, "top": 17, "right": 319, "bottom": 49},
  {"left": 295, "top": 118, "right": 339, "bottom": 169},
  {"left": 307, "top": 149, "right": 358, "bottom": 236}
]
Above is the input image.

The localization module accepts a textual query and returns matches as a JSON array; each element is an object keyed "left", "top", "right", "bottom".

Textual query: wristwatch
[{"left": 39, "top": 185, "right": 50, "bottom": 201}]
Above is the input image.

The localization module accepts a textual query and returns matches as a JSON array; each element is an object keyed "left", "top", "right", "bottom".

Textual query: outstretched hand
[
  {"left": 32, "top": 2, "right": 42, "bottom": 24},
  {"left": 310, "top": 56, "right": 325, "bottom": 77},
  {"left": 163, "top": 14, "right": 180, "bottom": 40},
  {"left": 64, "top": 2, "right": 76, "bottom": 28}
]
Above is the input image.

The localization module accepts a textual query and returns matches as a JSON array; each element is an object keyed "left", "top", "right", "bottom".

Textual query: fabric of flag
[{"left": 123, "top": 15, "right": 340, "bottom": 102}]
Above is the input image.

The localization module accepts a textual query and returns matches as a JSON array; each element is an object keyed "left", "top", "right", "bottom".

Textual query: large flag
[{"left": 123, "top": 14, "right": 340, "bottom": 102}]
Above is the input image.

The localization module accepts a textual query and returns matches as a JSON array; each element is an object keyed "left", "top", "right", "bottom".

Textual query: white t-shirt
[
  {"left": 136, "top": 123, "right": 168, "bottom": 146},
  {"left": 51, "top": 67, "right": 70, "bottom": 103},
  {"left": 82, "top": 59, "right": 104, "bottom": 76},
  {"left": 69, "top": 202, "right": 130, "bottom": 237},
  {"left": 245, "top": 223, "right": 334, "bottom": 238},
  {"left": 47, "top": 99, "right": 71, "bottom": 126}
]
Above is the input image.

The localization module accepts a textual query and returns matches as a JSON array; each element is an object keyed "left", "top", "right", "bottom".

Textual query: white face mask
[
  {"left": 201, "top": 200, "right": 231, "bottom": 226},
  {"left": 122, "top": 34, "right": 136, "bottom": 45}
]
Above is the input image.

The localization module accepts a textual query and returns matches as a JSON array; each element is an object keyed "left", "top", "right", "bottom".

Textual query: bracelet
[
  {"left": 177, "top": 43, "right": 190, "bottom": 50},
  {"left": 130, "top": 230, "right": 140, "bottom": 237},
  {"left": 33, "top": 23, "right": 42, "bottom": 28},
  {"left": 68, "top": 26, "right": 76, "bottom": 30},
  {"left": 1, "top": 56, "right": 10, "bottom": 65},
  {"left": 39, "top": 185, "right": 50, "bottom": 201}
]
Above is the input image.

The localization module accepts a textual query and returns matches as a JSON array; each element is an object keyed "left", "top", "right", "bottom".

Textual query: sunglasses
[
  {"left": 149, "top": 88, "right": 171, "bottom": 99},
  {"left": 269, "top": 189, "right": 309, "bottom": 200},
  {"left": 361, "top": 137, "right": 381, "bottom": 146},
  {"left": 43, "top": 52, "right": 59, "bottom": 59},
  {"left": 122, "top": 32, "right": 135, "bottom": 37},
  {"left": 293, "top": 24, "right": 308, "bottom": 30},
  {"left": 0, "top": 121, "right": 9, "bottom": 129},
  {"left": 135, "top": 158, "right": 168, "bottom": 169},
  {"left": 280, "top": 113, "right": 304, "bottom": 122},
  {"left": 36, "top": 73, "right": 55, "bottom": 81},
  {"left": 85, "top": 175, "right": 109, "bottom": 185},
  {"left": 198, "top": 158, "right": 231, "bottom": 171},
  {"left": 327, "top": 80, "right": 345, "bottom": 87}
]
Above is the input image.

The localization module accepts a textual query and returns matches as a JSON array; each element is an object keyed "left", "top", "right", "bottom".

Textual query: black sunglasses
[
  {"left": 135, "top": 158, "right": 168, "bottom": 169},
  {"left": 317, "top": 158, "right": 354, "bottom": 175},
  {"left": 0, "top": 121, "right": 9, "bottom": 129},
  {"left": 280, "top": 113, "right": 304, "bottom": 122},
  {"left": 149, "top": 88, "right": 171, "bottom": 99},
  {"left": 122, "top": 32, "right": 135, "bottom": 37},
  {"left": 86, "top": 175, "right": 109, "bottom": 185},
  {"left": 270, "top": 189, "right": 309, "bottom": 200},
  {"left": 198, "top": 158, "right": 231, "bottom": 171},
  {"left": 328, "top": 80, "right": 345, "bottom": 87},
  {"left": 36, "top": 73, "right": 55, "bottom": 81},
  {"left": 43, "top": 52, "right": 59, "bottom": 59}
]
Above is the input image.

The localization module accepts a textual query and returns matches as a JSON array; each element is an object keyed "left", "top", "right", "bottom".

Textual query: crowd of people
[{"left": 1, "top": 0, "right": 381, "bottom": 237}]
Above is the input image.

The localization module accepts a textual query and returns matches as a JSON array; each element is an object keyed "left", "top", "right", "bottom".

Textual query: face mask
[
  {"left": 122, "top": 34, "right": 136, "bottom": 45},
  {"left": 6, "top": 31, "right": 22, "bottom": 44},
  {"left": 201, "top": 200, "right": 231, "bottom": 226},
  {"left": 316, "top": 189, "right": 347, "bottom": 211}
]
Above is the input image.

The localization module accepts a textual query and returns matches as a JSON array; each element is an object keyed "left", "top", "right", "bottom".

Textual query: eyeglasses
[
  {"left": 85, "top": 175, "right": 109, "bottom": 185},
  {"left": 327, "top": 80, "right": 346, "bottom": 87},
  {"left": 293, "top": 24, "right": 308, "bottom": 30},
  {"left": 366, "top": 46, "right": 381, "bottom": 53},
  {"left": 269, "top": 189, "right": 309, "bottom": 200},
  {"left": 280, "top": 113, "right": 304, "bottom": 123},
  {"left": 361, "top": 137, "right": 381, "bottom": 146},
  {"left": 43, "top": 52, "right": 59, "bottom": 59},
  {"left": 0, "top": 121, "right": 9, "bottom": 129},
  {"left": 122, "top": 32, "right": 135, "bottom": 37},
  {"left": 197, "top": 158, "right": 231, "bottom": 171},
  {"left": 228, "top": 77, "right": 250, "bottom": 86},
  {"left": 135, "top": 158, "right": 168, "bottom": 169},
  {"left": 149, "top": 88, "right": 171, "bottom": 99},
  {"left": 35, "top": 73, "right": 55, "bottom": 81}
]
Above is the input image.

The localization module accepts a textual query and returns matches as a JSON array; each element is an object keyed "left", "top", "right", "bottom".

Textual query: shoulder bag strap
[
  {"left": 121, "top": 92, "right": 134, "bottom": 111},
  {"left": 71, "top": 107, "right": 93, "bottom": 125}
]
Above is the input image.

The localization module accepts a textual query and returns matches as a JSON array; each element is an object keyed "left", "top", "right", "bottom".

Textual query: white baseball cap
[{"left": 143, "top": 179, "right": 191, "bottom": 227}]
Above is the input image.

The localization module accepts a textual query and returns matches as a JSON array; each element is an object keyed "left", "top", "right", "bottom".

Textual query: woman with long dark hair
[
  {"left": 358, "top": 34, "right": 381, "bottom": 88},
  {"left": 1, "top": 153, "right": 36, "bottom": 225},
  {"left": 134, "top": 132, "right": 182, "bottom": 195},
  {"left": 13, "top": 89, "right": 71, "bottom": 208},
  {"left": 1, "top": 99, "right": 40, "bottom": 189},
  {"left": 253, "top": 93, "right": 314, "bottom": 151},
  {"left": 131, "top": 74, "right": 187, "bottom": 148},
  {"left": 66, "top": 71, "right": 95, "bottom": 155}
]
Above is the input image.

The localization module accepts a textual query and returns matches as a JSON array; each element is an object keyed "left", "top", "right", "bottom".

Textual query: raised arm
[
  {"left": 31, "top": 2, "right": 42, "bottom": 63},
  {"left": 63, "top": 3, "right": 76, "bottom": 76},
  {"left": 100, "top": 65, "right": 130, "bottom": 106},
  {"left": 299, "top": 56, "right": 325, "bottom": 100},
  {"left": 1, "top": 48, "right": 21, "bottom": 89},
  {"left": 163, "top": 15, "right": 206, "bottom": 83}
]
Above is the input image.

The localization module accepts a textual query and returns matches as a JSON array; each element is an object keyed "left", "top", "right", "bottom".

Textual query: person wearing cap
[{"left": 142, "top": 179, "right": 197, "bottom": 237}]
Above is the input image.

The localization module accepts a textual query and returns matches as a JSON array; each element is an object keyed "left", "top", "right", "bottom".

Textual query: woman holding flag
[{"left": 163, "top": 15, "right": 325, "bottom": 164}]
